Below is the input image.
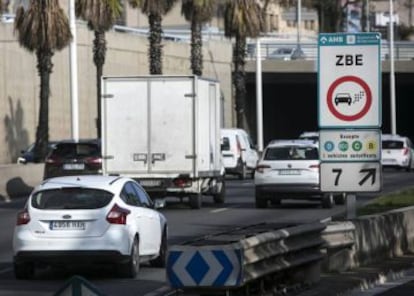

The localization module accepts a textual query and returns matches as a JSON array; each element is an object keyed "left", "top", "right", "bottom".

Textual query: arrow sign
[
  {"left": 321, "top": 162, "right": 381, "bottom": 192},
  {"left": 167, "top": 247, "right": 243, "bottom": 288},
  {"left": 359, "top": 168, "right": 376, "bottom": 186}
]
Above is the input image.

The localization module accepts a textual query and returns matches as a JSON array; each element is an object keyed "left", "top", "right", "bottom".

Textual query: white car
[
  {"left": 221, "top": 128, "right": 259, "bottom": 179},
  {"left": 298, "top": 131, "right": 319, "bottom": 142},
  {"left": 12, "top": 175, "right": 167, "bottom": 279},
  {"left": 381, "top": 134, "right": 414, "bottom": 171},
  {"left": 254, "top": 140, "right": 334, "bottom": 208}
]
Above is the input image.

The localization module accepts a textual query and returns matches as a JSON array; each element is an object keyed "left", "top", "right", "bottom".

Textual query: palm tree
[
  {"left": 128, "top": 0, "right": 178, "bottom": 74},
  {"left": 76, "top": 0, "right": 122, "bottom": 139},
  {"left": 1, "top": 0, "right": 10, "bottom": 14},
  {"left": 181, "top": 0, "right": 215, "bottom": 76},
  {"left": 14, "top": 0, "right": 72, "bottom": 162},
  {"left": 223, "top": 0, "right": 263, "bottom": 130}
]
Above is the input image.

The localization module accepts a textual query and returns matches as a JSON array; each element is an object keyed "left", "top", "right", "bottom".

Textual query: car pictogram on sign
[{"left": 334, "top": 93, "right": 352, "bottom": 106}]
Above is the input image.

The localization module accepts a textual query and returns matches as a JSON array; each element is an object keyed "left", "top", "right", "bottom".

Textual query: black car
[{"left": 43, "top": 139, "right": 102, "bottom": 179}]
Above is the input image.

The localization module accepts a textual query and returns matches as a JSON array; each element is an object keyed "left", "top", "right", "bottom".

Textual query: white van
[{"left": 220, "top": 128, "right": 259, "bottom": 179}]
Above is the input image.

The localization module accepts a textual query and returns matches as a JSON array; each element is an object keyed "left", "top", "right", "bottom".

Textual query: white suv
[
  {"left": 382, "top": 134, "right": 414, "bottom": 171},
  {"left": 13, "top": 175, "right": 167, "bottom": 279},
  {"left": 254, "top": 140, "right": 334, "bottom": 208}
]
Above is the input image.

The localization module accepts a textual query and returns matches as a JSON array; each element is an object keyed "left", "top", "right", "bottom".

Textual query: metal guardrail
[
  {"left": 166, "top": 222, "right": 326, "bottom": 293},
  {"left": 110, "top": 26, "right": 414, "bottom": 62},
  {"left": 246, "top": 41, "right": 414, "bottom": 61}
]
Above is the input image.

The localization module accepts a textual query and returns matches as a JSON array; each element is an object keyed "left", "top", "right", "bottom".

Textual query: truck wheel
[
  {"left": 322, "top": 193, "right": 334, "bottom": 209},
  {"left": 334, "top": 193, "right": 346, "bottom": 205},
  {"left": 213, "top": 181, "right": 226, "bottom": 204},
  {"left": 14, "top": 261, "right": 34, "bottom": 279},
  {"left": 189, "top": 193, "right": 202, "bottom": 209}
]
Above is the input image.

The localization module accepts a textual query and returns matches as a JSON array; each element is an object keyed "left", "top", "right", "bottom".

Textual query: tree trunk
[
  {"left": 149, "top": 13, "right": 163, "bottom": 75},
  {"left": 33, "top": 49, "right": 53, "bottom": 162},
  {"left": 191, "top": 18, "right": 203, "bottom": 76},
  {"left": 233, "top": 35, "right": 248, "bottom": 132},
  {"left": 93, "top": 29, "right": 106, "bottom": 139}
]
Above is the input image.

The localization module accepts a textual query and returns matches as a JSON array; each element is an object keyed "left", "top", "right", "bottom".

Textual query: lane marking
[{"left": 210, "top": 208, "right": 228, "bottom": 213}]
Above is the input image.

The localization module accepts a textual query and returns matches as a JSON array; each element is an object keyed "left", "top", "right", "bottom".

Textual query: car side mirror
[{"left": 154, "top": 199, "right": 166, "bottom": 209}]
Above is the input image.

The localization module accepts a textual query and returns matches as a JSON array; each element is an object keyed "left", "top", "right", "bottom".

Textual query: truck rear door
[
  {"left": 148, "top": 78, "right": 194, "bottom": 174},
  {"left": 102, "top": 78, "right": 149, "bottom": 174}
]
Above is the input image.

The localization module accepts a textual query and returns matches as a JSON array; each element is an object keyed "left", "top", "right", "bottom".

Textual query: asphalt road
[{"left": 0, "top": 170, "right": 412, "bottom": 296}]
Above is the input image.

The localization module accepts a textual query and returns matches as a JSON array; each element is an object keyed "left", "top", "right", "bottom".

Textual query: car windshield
[
  {"left": 31, "top": 188, "right": 113, "bottom": 209},
  {"left": 264, "top": 146, "right": 319, "bottom": 160},
  {"left": 382, "top": 140, "right": 404, "bottom": 149},
  {"left": 52, "top": 143, "right": 100, "bottom": 158}
]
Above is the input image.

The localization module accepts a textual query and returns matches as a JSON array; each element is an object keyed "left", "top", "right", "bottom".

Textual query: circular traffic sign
[{"left": 326, "top": 76, "right": 372, "bottom": 122}]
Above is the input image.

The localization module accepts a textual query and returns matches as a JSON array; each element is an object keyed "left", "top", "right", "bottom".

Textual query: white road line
[{"left": 210, "top": 208, "right": 228, "bottom": 213}]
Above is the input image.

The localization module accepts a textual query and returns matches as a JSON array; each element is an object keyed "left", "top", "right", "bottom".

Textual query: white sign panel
[
  {"left": 320, "top": 162, "right": 382, "bottom": 192},
  {"left": 319, "top": 130, "right": 381, "bottom": 161},
  {"left": 318, "top": 33, "right": 381, "bottom": 128}
]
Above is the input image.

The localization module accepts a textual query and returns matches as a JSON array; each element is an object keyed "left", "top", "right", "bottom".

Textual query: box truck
[{"left": 101, "top": 75, "right": 225, "bottom": 209}]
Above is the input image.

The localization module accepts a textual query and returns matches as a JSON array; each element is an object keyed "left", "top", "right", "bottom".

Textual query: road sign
[
  {"left": 320, "top": 162, "right": 381, "bottom": 192},
  {"left": 318, "top": 33, "right": 381, "bottom": 128},
  {"left": 319, "top": 129, "right": 381, "bottom": 162},
  {"left": 167, "top": 248, "right": 242, "bottom": 288}
]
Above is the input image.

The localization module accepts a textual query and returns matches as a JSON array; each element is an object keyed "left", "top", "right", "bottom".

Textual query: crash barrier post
[{"left": 321, "top": 221, "right": 356, "bottom": 272}]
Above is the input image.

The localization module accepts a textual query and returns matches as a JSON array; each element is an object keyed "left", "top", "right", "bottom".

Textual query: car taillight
[
  {"left": 106, "top": 204, "right": 130, "bottom": 225},
  {"left": 173, "top": 178, "right": 192, "bottom": 188},
  {"left": 236, "top": 137, "right": 242, "bottom": 156},
  {"left": 256, "top": 164, "right": 271, "bottom": 173},
  {"left": 85, "top": 156, "right": 102, "bottom": 167},
  {"left": 403, "top": 148, "right": 409, "bottom": 155},
  {"left": 309, "top": 164, "right": 320, "bottom": 170},
  {"left": 16, "top": 208, "right": 30, "bottom": 225}
]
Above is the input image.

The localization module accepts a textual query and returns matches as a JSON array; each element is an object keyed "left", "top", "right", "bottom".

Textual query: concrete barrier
[
  {"left": 322, "top": 206, "right": 414, "bottom": 272},
  {"left": 0, "top": 164, "right": 44, "bottom": 202}
]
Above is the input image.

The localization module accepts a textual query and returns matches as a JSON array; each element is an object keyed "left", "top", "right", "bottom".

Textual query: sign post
[{"left": 318, "top": 33, "right": 382, "bottom": 219}]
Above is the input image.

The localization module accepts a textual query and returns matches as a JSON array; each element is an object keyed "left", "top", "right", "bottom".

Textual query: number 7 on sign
[{"left": 332, "top": 169, "right": 342, "bottom": 186}]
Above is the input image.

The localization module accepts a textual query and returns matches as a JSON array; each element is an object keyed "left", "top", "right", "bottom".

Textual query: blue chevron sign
[{"left": 167, "top": 248, "right": 243, "bottom": 288}]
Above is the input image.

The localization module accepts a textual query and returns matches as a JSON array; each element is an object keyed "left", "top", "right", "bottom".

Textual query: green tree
[
  {"left": 181, "top": 0, "right": 215, "bottom": 76},
  {"left": 14, "top": 0, "right": 72, "bottom": 161},
  {"left": 223, "top": 0, "right": 264, "bottom": 130},
  {"left": 128, "top": 0, "right": 178, "bottom": 74},
  {"left": 76, "top": 0, "right": 122, "bottom": 139}
]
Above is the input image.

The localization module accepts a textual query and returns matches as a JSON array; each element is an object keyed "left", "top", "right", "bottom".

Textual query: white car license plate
[
  {"left": 279, "top": 169, "right": 300, "bottom": 175},
  {"left": 63, "top": 163, "right": 85, "bottom": 170},
  {"left": 50, "top": 221, "right": 85, "bottom": 230}
]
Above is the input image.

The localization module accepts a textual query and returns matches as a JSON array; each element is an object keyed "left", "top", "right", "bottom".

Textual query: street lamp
[
  {"left": 389, "top": 0, "right": 397, "bottom": 135},
  {"left": 292, "top": 0, "right": 305, "bottom": 59},
  {"left": 69, "top": 0, "right": 79, "bottom": 142}
]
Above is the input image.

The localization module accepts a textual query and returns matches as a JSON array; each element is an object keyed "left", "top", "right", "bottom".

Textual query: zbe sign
[{"left": 318, "top": 33, "right": 381, "bottom": 128}]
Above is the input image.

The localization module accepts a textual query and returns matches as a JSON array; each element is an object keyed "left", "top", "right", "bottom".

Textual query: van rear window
[
  {"left": 382, "top": 140, "right": 404, "bottom": 149},
  {"left": 221, "top": 137, "right": 230, "bottom": 151}
]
